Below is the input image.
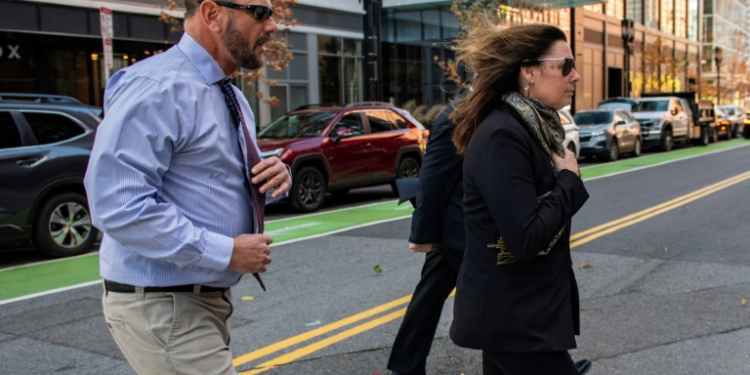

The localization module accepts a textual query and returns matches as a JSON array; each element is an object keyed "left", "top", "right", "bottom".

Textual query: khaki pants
[{"left": 102, "top": 287, "right": 236, "bottom": 375}]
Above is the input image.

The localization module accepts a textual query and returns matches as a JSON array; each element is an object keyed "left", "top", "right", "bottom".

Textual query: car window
[
  {"left": 331, "top": 112, "right": 365, "bottom": 136},
  {"left": 634, "top": 100, "right": 669, "bottom": 112},
  {"left": 673, "top": 101, "right": 684, "bottom": 114},
  {"left": 573, "top": 111, "right": 612, "bottom": 125},
  {"left": 259, "top": 111, "right": 336, "bottom": 138},
  {"left": 390, "top": 111, "right": 410, "bottom": 129},
  {"left": 0, "top": 111, "right": 22, "bottom": 149},
  {"left": 23, "top": 112, "right": 86, "bottom": 145},
  {"left": 366, "top": 110, "right": 399, "bottom": 133}
]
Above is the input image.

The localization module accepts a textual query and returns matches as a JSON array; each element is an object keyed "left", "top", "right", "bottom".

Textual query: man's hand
[
  {"left": 251, "top": 157, "right": 291, "bottom": 199},
  {"left": 409, "top": 242, "right": 433, "bottom": 253},
  {"left": 229, "top": 234, "right": 273, "bottom": 273}
]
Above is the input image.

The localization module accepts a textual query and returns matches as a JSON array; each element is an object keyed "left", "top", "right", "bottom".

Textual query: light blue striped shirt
[{"left": 85, "top": 33, "right": 282, "bottom": 288}]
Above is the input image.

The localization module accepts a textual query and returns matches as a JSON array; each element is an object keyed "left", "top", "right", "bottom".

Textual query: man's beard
[{"left": 223, "top": 17, "right": 267, "bottom": 70}]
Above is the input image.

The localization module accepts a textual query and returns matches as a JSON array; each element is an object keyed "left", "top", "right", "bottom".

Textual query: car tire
[
  {"left": 631, "top": 137, "right": 642, "bottom": 157},
  {"left": 697, "top": 127, "right": 710, "bottom": 146},
  {"left": 659, "top": 129, "right": 673, "bottom": 152},
  {"left": 33, "top": 192, "right": 98, "bottom": 258},
  {"left": 711, "top": 127, "right": 719, "bottom": 143},
  {"left": 744, "top": 126, "right": 750, "bottom": 139},
  {"left": 290, "top": 166, "right": 326, "bottom": 213},
  {"left": 726, "top": 127, "right": 733, "bottom": 140},
  {"left": 605, "top": 140, "right": 619, "bottom": 162},
  {"left": 391, "top": 157, "right": 420, "bottom": 195}
]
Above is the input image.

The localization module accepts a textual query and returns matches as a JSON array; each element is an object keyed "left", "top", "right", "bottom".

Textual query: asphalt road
[{"left": 1, "top": 145, "right": 749, "bottom": 374}]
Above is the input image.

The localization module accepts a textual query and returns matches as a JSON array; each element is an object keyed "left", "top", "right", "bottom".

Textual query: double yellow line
[
  {"left": 234, "top": 170, "right": 750, "bottom": 374},
  {"left": 571, "top": 170, "right": 750, "bottom": 247}
]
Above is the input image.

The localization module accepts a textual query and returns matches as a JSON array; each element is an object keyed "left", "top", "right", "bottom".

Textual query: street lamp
[
  {"left": 621, "top": 19, "right": 635, "bottom": 97},
  {"left": 714, "top": 46, "right": 723, "bottom": 105}
]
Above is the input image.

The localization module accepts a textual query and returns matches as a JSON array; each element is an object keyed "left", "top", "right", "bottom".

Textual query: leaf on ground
[
  {"left": 580, "top": 263, "right": 593, "bottom": 269},
  {"left": 742, "top": 298, "right": 747, "bottom": 307},
  {"left": 374, "top": 264, "right": 383, "bottom": 275},
  {"left": 682, "top": 205, "right": 688, "bottom": 211},
  {"left": 241, "top": 296, "right": 255, "bottom": 301},
  {"left": 640, "top": 259, "right": 648, "bottom": 263}
]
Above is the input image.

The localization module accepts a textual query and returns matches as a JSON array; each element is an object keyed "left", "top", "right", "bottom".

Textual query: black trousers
[
  {"left": 387, "top": 244, "right": 463, "bottom": 375},
  {"left": 482, "top": 350, "right": 579, "bottom": 375}
]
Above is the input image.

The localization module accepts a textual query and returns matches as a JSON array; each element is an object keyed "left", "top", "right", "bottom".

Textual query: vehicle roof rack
[
  {"left": 343, "top": 101, "right": 393, "bottom": 109},
  {"left": 0, "top": 93, "right": 84, "bottom": 104},
  {"left": 293, "top": 104, "right": 341, "bottom": 111}
]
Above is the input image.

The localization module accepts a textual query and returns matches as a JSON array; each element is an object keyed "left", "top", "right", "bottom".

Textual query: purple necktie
[{"left": 217, "top": 78, "right": 267, "bottom": 291}]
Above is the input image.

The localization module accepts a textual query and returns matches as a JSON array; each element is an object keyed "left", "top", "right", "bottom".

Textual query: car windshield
[
  {"left": 721, "top": 106, "right": 736, "bottom": 115},
  {"left": 258, "top": 111, "right": 337, "bottom": 138},
  {"left": 633, "top": 100, "right": 669, "bottom": 112},
  {"left": 573, "top": 111, "right": 612, "bottom": 125}
]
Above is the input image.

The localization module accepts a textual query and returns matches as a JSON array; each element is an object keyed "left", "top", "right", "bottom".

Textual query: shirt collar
[{"left": 177, "top": 32, "right": 231, "bottom": 85}]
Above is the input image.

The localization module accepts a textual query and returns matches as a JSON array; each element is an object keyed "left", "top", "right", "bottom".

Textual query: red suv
[{"left": 257, "top": 102, "right": 427, "bottom": 212}]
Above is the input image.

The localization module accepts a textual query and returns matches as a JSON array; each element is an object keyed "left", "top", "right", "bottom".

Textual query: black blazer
[
  {"left": 450, "top": 102, "right": 589, "bottom": 352},
  {"left": 409, "top": 102, "right": 465, "bottom": 252}
]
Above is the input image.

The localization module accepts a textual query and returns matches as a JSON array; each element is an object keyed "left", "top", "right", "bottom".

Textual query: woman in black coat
[{"left": 449, "top": 24, "right": 589, "bottom": 374}]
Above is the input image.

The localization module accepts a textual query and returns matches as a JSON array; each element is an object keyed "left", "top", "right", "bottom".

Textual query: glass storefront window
[
  {"left": 343, "top": 39, "right": 361, "bottom": 57},
  {"left": 423, "top": 10, "right": 441, "bottom": 40},
  {"left": 441, "top": 9, "right": 459, "bottom": 39},
  {"left": 660, "top": 0, "right": 674, "bottom": 33},
  {"left": 319, "top": 55, "right": 341, "bottom": 105},
  {"left": 606, "top": 0, "right": 624, "bottom": 20},
  {"left": 318, "top": 35, "right": 340, "bottom": 55},
  {"left": 395, "top": 11, "right": 422, "bottom": 43},
  {"left": 344, "top": 58, "right": 362, "bottom": 103},
  {"left": 645, "top": 0, "right": 659, "bottom": 28}
]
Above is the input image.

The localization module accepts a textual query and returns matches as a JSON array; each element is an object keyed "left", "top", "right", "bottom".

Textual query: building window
[
  {"left": 645, "top": 0, "right": 659, "bottom": 28},
  {"left": 318, "top": 35, "right": 363, "bottom": 105}
]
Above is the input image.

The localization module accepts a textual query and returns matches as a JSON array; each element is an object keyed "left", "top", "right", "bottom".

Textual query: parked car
[
  {"left": 257, "top": 102, "right": 427, "bottom": 212},
  {"left": 598, "top": 97, "right": 638, "bottom": 111},
  {"left": 574, "top": 109, "right": 641, "bottom": 161},
  {"left": 0, "top": 96, "right": 102, "bottom": 257},
  {"left": 558, "top": 108, "right": 580, "bottom": 158},
  {"left": 719, "top": 105, "right": 744, "bottom": 138},
  {"left": 745, "top": 112, "right": 750, "bottom": 139},
  {"left": 633, "top": 92, "right": 704, "bottom": 151},
  {"left": 696, "top": 100, "right": 718, "bottom": 144},
  {"left": 714, "top": 107, "right": 734, "bottom": 140}
]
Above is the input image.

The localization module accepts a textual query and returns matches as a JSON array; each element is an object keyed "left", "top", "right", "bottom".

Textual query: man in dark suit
[{"left": 387, "top": 100, "right": 465, "bottom": 375}]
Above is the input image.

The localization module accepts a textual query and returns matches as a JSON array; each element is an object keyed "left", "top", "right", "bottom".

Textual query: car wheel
[
  {"left": 605, "top": 140, "right": 619, "bottom": 161},
  {"left": 711, "top": 127, "right": 719, "bottom": 143},
  {"left": 391, "top": 157, "right": 420, "bottom": 194},
  {"left": 659, "top": 130, "right": 673, "bottom": 152},
  {"left": 290, "top": 167, "right": 326, "bottom": 212},
  {"left": 698, "top": 127, "right": 710, "bottom": 146},
  {"left": 33, "top": 192, "right": 98, "bottom": 258},
  {"left": 631, "top": 137, "right": 642, "bottom": 157},
  {"left": 726, "top": 127, "right": 733, "bottom": 140},
  {"left": 744, "top": 126, "right": 750, "bottom": 139}
]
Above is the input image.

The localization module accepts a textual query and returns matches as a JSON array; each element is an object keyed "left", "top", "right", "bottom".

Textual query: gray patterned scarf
[{"left": 502, "top": 91, "right": 565, "bottom": 158}]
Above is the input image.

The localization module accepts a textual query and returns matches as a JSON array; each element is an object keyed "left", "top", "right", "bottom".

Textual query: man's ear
[{"left": 199, "top": 1, "right": 225, "bottom": 33}]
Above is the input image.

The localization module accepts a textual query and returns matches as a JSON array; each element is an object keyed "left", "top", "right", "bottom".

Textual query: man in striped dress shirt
[{"left": 84, "top": 1, "right": 290, "bottom": 373}]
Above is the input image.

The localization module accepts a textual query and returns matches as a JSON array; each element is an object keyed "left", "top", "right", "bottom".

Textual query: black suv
[{"left": 0, "top": 94, "right": 102, "bottom": 257}]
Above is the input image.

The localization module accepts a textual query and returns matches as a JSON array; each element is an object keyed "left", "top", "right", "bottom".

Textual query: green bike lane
[{"left": 1, "top": 138, "right": 748, "bottom": 303}]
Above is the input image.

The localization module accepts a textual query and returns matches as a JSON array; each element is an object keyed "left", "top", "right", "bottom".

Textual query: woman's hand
[{"left": 551, "top": 148, "right": 580, "bottom": 177}]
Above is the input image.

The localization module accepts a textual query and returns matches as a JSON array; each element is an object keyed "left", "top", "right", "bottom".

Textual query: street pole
[
  {"left": 363, "top": 0, "right": 382, "bottom": 102},
  {"left": 714, "top": 46, "right": 723, "bottom": 106}
]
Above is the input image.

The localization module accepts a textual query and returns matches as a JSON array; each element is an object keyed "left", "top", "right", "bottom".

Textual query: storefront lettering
[{"left": 0, "top": 45, "right": 21, "bottom": 59}]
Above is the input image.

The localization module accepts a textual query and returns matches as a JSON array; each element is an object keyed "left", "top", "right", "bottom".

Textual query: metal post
[{"left": 363, "top": 0, "right": 382, "bottom": 102}]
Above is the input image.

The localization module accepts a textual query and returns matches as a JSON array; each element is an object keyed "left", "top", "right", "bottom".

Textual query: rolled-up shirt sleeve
[{"left": 85, "top": 75, "right": 232, "bottom": 271}]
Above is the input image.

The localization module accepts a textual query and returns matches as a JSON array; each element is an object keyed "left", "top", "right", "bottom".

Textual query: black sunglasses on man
[{"left": 197, "top": 0, "right": 275, "bottom": 21}]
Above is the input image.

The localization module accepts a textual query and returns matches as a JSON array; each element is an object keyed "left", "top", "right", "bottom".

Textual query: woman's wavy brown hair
[{"left": 451, "top": 24, "right": 567, "bottom": 154}]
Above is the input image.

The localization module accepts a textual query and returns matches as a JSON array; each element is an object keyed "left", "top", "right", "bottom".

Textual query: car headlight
[
  {"left": 591, "top": 130, "right": 605, "bottom": 137},
  {"left": 261, "top": 148, "right": 285, "bottom": 159}
]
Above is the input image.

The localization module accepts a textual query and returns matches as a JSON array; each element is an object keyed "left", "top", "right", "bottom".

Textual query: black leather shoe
[{"left": 575, "top": 359, "right": 592, "bottom": 374}]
